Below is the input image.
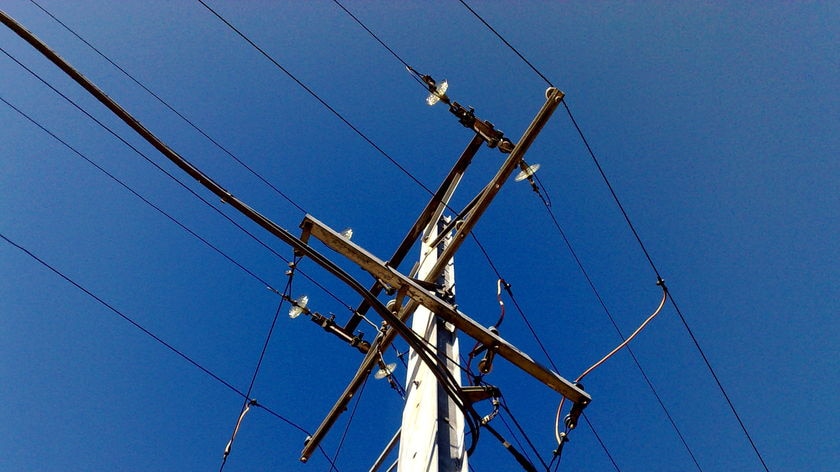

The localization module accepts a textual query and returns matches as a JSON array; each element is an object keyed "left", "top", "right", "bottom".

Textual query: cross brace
[{"left": 301, "top": 214, "right": 589, "bottom": 404}]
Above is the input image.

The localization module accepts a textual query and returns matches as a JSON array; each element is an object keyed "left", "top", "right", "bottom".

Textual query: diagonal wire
[
  {"left": 531, "top": 187, "right": 702, "bottom": 470},
  {"left": 581, "top": 413, "right": 620, "bottom": 472},
  {"left": 220, "top": 277, "right": 293, "bottom": 470},
  {"left": 1, "top": 230, "right": 342, "bottom": 469},
  {"left": 1, "top": 232, "right": 291, "bottom": 429},
  {"left": 196, "top": 0, "right": 434, "bottom": 195},
  {"left": 1, "top": 93, "right": 279, "bottom": 294},
  {"left": 28, "top": 0, "right": 308, "bottom": 216},
  {"left": 456, "top": 0, "right": 554, "bottom": 88},
  {"left": 457, "top": 2, "right": 769, "bottom": 470},
  {"left": 0, "top": 45, "right": 357, "bottom": 315},
  {"left": 498, "top": 396, "right": 549, "bottom": 470}
]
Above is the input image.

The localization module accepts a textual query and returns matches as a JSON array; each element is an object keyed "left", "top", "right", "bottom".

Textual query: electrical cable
[
  {"left": 204, "top": 0, "right": 514, "bottom": 312},
  {"left": 2, "top": 13, "right": 464, "bottom": 466},
  {"left": 0, "top": 232, "right": 306, "bottom": 434},
  {"left": 28, "top": 0, "right": 308, "bottom": 216},
  {"left": 456, "top": 0, "right": 555, "bottom": 88},
  {"left": 0, "top": 45, "right": 356, "bottom": 316},
  {"left": 553, "top": 286, "right": 667, "bottom": 445},
  {"left": 219, "top": 276, "right": 294, "bottom": 470},
  {"left": 0, "top": 94, "right": 279, "bottom": 295},
  {"left": 527, "top": 178, "right": 703, "bottom": 470},
  {"left": 195, "top": 0, "right": 435, "bottom": 196},
  {"left": 580, "top": 413, "right": 621, "bottom": 472},
  {"left": 314, "top": 10, "right": 617, "bottom": 469},
  {"left": 504, "top": 283, "right": 561, "bottom": 373},
  {"left": 457, "top": 3, "right": 769, "bottom": 470},
  {"left": 498, "top": 397, "right": 549, "bottom": 471},
  {"left": 1, "top": 230, "right": 342, "bottom": 470},
  {"left": 482, "top": 422, "right": 539, "bottom": 472}
]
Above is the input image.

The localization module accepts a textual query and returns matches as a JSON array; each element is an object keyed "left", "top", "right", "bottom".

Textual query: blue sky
[{"left": 1, "top": 1, "right": 837, "bottom": 471}]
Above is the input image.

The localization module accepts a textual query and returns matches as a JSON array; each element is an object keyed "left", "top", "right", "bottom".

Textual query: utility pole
[
  {"left": 298, "top": 82, "right": 590, "bottom": 469},
  {"left": 398, "top": 217, "right": 466, "bottom": 471},
  {"left": 2, "top": 10, "right": 590, "bottom": 469}
]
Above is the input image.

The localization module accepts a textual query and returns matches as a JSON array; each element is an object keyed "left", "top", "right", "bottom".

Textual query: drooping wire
[
  {"left": 0, "top": 94, "right": 278, "bottom": 295},
  {"left": 525, "top": 176, "right": 702, "bottom": 470},
  {"left": 553, "top": 287, "right": 668, "bottom": 445},
  {"left": 196, "top": 0, "right": 434, "bottom": 196},
  {"left": 0, "top": 46, "right": 356, "bottom": 316},
  {"left": 458, "top": 3, "right": 769, "bottom": 470},
  {"left": 28, "top": 0, "right": 308, "bottom": 216}
]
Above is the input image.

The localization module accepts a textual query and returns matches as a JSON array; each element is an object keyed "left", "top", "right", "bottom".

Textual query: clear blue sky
[{"left": 2, "top": 1, "right": 837, "bottom": 471}]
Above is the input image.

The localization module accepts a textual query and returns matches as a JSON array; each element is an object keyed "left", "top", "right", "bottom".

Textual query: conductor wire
[{"left": 554, "top": 285, "right": 668, "bottom": 445}]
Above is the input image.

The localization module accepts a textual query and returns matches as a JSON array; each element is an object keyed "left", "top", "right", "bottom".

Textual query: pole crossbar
[{"left": 303, "top": 215, "right": 589, "bottom": 404}]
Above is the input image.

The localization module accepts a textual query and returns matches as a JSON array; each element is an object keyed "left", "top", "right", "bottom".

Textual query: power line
[
  {"left": 456, "top": 2, "right": 771, "bottom": 470},
  {"left": 529, "top": 187, "right": 702, "bottom": 470},
  {"left": 1, "top": 94, "right": 280, "bottom": 294},
  {"left": 1, "top": 232, "right": 288, "bottom": 430},
  {"left": 220, "top": 277, "right": 293, "bottom": 470},
  {"left": 456, "top": 0, "right": 554, "bottom": 88},
  {"left": 1, "top": 231, "right": 342, "bottom": 469},
  {"left": 326, "top": 0, "right": 576, "bottom": 383},
  {"left": 0, "top": 45, "right": 356, "bottom": 316},
  {"left": 195, "top": 0, "right": 434, "bottom": 196},
  {"left": 581, "top": 413, "right": 621, "bottom": 472},
  {"left": 28, "top": 0, "right": 308, "bottom": 216}
]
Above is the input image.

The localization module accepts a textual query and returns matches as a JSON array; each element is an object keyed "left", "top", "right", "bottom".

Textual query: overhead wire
[
  {"left": 192, "top": 3, "right": 550, "bottom": 460},
  {"left": 457, "top": 2, "right": 770, "bottom": 470},
  {"left": 28, "top": 0, "right": 308, "bottom": 216},
  {"left": 498, "top": 397, "right": 550, "bottom": 471},
  {"left": 0, "top": 93, "right": 278, "bottom": 295},
  {"left": 0, "top": 232, "right": 299, "bottom": 437},
  {"left": 528, "top": 177, "right": 703, "bottom": 470},
  {"left": 23, "top": 2, "right": 386, "bottom": 324},
  {"left": 220, "top": 274, "right": 294, "bottom": 470},
  {"left": 5, "top": 3, "right": 751, "bottom": 470},
  {"left": 0, "top": 45, "right": 358, "bottom": 318},
  {"left": 580, "top": 413, "right": 621, "bottom": 472},
  {"left": 195, "top": 0, "right": 434, "bottom": 196},
  {"left": 320, "top": 3, "right": 600, "bottom": 466},
  {"left": 199, "top": 0, "right": 513, "bottom": 304},
  {"left": 2, "top": 14, "right": 481, "bottom": 463},
  {"left": 1, "top": 230, "right": 344, "bottom": 470},
  {"left": 553, "top": 287, "right": 668, "bottom": 447}
]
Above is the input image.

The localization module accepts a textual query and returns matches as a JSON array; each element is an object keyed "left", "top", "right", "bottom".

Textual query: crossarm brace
[{"left": 302, "top": 214, "right": 589, "bottom": 404}]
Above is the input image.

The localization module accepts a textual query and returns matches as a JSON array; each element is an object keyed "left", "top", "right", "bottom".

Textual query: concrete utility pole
[{"left": 398, "top": 218, "right": 466, "bottom": 471}]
